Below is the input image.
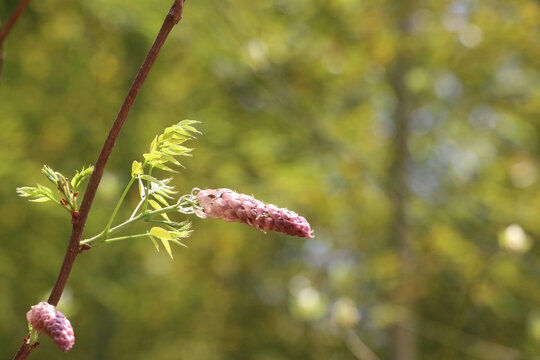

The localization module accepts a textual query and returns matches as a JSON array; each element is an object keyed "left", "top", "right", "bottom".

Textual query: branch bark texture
[{"left": 12, "top": 1, "right": 185, "bottom": 359}]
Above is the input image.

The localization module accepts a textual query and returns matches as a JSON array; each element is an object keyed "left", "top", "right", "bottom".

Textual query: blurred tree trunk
[
  {"left": 387, "top": 1, "right": 418, "bottom": 359},
  {"left": 388, "top": 63, "right": 417, "bottom": 360}
]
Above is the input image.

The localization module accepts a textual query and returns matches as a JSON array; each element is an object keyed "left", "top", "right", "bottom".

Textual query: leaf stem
[
  {"left": 102, "top": 233, "right": 150, "bottom": 243},
  {"left": 104, "top": 176, "right": 137, "bottom": 236},
  {"left": 142, "top": 168, "right": 154, "bottom": 214},
  {"left": 130, "top": 198, "right": 146, "bottom": 220},
  {"left": 12, "top": 1, "right": 186, "bottom": 359},
  {"left": 81, "top": 203, "right": 180, "bottom": 245}
]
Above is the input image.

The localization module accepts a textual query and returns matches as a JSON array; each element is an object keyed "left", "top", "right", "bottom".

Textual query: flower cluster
[
  {"left": 194, "top": 188, "right": 314, "bottom": 238},
  {"left": 26, "top": 302, "right": 75, "bottom": 352}
]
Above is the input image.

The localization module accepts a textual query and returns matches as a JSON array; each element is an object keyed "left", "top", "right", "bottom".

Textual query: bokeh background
[{"left": 1, "top": 0, "right": 540, "bottom": 359}]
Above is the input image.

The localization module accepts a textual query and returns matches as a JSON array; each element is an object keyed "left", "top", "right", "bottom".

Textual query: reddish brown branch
[
  {"left": 0, "top": 0, "right": 32, "bottom": 44},
  {"left": 12, "top": 1, "right": 185, "bottom": 359},
  {"left": 12, "top": 344, "right": 33, "bottom": 360}
]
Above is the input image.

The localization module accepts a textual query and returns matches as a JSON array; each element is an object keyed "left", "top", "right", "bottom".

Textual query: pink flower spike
[
  {"left": 195, "top": 188, "right": 314, "bottom": 238},
  {"left": 26, "top": 302, "right": 75, "bottom": 352}
]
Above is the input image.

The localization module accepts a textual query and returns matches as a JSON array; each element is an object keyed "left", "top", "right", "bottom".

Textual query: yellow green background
[{"left": 1, "top": 0, "right": 540, "bottom": 359}]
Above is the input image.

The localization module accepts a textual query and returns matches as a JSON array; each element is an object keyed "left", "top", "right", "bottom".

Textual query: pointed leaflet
[
  {"left": 157, "top": 153, "right": 184, "bottom": 167},
  {"left": 149, "top": 235, "right": 160, "bottom": 252},
  {"left": 143, "top": 153, "right": 162, "bottom": 162},
  {"left": 137, "top": 174, "right": 170, "bottom": 186},
  {"left": 176, "top": 119, "right": 201, "bottom": 134},
  {"left": 150, "top": 227, "right": 174, "bottom": 258},
  {"left": 137, "top": 175, "right": 175, "bottom": 195},
  {"left": 151, "top": 162, "right": 176, "bottom": 173},
  {"left": 152, "top": 193, "right": 170, "bottom": 207},
  {"left": 142, "top": 120, "right": 200, "bottom": 172},
  {"left": 149, "top": 135, "right": 158, "bottom": 154},
  {"left": 147, "top": 199, "right": 162, "bottom": 211}
]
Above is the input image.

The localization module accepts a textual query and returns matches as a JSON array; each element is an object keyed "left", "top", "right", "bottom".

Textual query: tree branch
[
  {"left": 12, "top": 1, "right": 186, "bottom": 359},
  {"left": 0, "top": 0, "right": 32, "bottom": 45},
  {"left": 0, "top": 0, "right": 32, "bottom": 83}
]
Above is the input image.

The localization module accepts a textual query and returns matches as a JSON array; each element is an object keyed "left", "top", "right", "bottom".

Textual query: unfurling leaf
[
  {"left": 16, "top": 186, "right": 56, "bottom": 203},
  {"left": 41, "top": 165, "right": 61, "bottom": 185},
  {"left": 71, "top": 166, "right": 94, "bottom": 191},
  {"left": 18, "top": 165, "right": 92, "bottom": 214}
]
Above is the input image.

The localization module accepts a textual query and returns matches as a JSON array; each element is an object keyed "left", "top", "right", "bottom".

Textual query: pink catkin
[
  {"left": 195, "top": 188, "right": 314, "bottom": 238},
  {"left": 26, "top": 302, "right": 75, "bottom": 352}
]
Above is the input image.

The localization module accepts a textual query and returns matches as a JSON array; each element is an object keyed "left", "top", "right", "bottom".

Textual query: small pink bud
[
  {"left": 26, "top": 302, "right": 75, "bottom": 352},
  {"left": 195, "top": 188, "right": 314, "bottom": 238}
]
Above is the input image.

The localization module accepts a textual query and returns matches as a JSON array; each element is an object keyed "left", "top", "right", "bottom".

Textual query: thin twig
[
  {"left": 12, "top": 1, "right": 185, "bottom": 359},
  {"left": 0, "top": 0, "right": 32, "bottom": 44}
]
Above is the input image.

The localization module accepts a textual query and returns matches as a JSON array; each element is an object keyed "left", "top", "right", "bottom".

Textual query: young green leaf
[
  {"left": 137, "top": 174, "right": 173, "bottom": 186},
  {"left": 161, "top": 238, "right": 173, "bottom": 258},
  {"left": 16, "top": 186, "right": 55, "bottom": 202},
  {"left": 71, "top": 166, "right": 94, "bottom": 191},
  {"left": 142, "top": 120, "right": 200, "bottom": 172},
  {"left": 41, "top": 165, "right": 61, "bottom": 185},
  {"left": 150, "top": 227, "right": 174, "bottom": 258},
  {"left": 149, "top": 235, "right": 160, "bottom": 252},
  {"left": 147, "top": 199, "right": 162, "bottom": 211},
  {"left": 160, "top": 212, "right": 172, "bottom": 221},
  {"left": 149, "top": 136, "right": 158, "bottom": 154},
  {"left": 152, "top": 193, "right": 170, "bottom": 207},
  {"left": 149, "top": 226, "right": 172, "bottom": 239},
  {"left": 19, "top": 165, "right": 91, "bottom": 213},
  {"left": 132, "top": 161, "right": 144, "bottom": 176},
  {"left": 151, "top": 162, "right": 176, "bottom": 173}
]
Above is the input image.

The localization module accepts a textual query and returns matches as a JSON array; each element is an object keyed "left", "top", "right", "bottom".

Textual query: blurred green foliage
[{"left": 1, "top": 0, "right": 540, "bottom": 359}]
